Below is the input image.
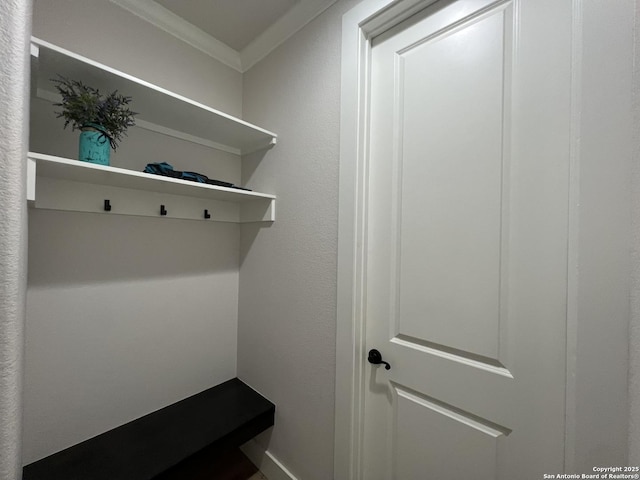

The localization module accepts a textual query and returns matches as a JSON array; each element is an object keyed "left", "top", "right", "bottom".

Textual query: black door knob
[{"left": 368, "top": 349, "right": 391, "bottom": 370}]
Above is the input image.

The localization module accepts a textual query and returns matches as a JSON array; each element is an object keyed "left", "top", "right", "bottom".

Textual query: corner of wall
[
  {"left": 628, "top": 0, "right": 640, "bottom": 465},
  {"left": 0, "top": 0, "right": 33, "bottom": 478}
]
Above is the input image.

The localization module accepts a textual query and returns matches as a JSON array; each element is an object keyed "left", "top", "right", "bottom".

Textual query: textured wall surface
[
  {"left": 24, "top": 0, "right": 243, "bottom": 464},
  {"left": 0, "top": 1, "right": 32, "bottom": 478},
  {"left": 238, "top": 1, "right": 358, "bottom": 478},
  {"left": 630, "top": 0, "right": 640, "bottom": 465}
]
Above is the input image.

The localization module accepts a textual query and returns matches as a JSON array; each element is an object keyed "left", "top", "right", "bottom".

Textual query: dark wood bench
[{"left": 23, "top": 378, "right": 275, "bottom": 480}]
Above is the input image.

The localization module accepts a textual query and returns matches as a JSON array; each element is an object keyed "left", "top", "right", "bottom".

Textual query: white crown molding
[
  {"left": 109, "top": 0, "right": 243, "bottom": 72},
  {"left": 240, "top": 0, "right": 339, "bottom": 72},
  {"left": 110, "top": 0, "right": 338, "bottom": 74}
]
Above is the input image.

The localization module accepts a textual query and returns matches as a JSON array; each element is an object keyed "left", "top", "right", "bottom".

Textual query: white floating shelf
[
  {"left": 28, "top": 153, "right": 276, "bottom": 223},
  {"left": 30, "top": 37, "right": 277, "bottom": 155}
]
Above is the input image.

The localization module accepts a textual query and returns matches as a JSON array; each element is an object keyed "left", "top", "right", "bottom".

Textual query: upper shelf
[{"left": 30, "top": 37, "right": 277, "bottom": 155}]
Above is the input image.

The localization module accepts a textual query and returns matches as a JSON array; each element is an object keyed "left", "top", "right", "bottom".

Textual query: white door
[{"left": 363, "top": 0, "right": 572, "bottom": 478}]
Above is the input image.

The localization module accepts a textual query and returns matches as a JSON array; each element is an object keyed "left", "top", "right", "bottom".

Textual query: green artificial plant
[{"left": 51, "top": 75, "right": 137, "bottom": 150}]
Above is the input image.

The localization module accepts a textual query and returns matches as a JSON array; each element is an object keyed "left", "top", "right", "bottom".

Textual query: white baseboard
[{"left": 241, "top": 439, "right": 298, "bottom": 480}]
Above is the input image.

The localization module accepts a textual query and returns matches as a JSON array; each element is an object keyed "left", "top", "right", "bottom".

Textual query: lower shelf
[
  {"left": 27, "top": 153, "right": 276, "bottom": 223},
  {"left": 22, "top": 378, "right": 275, "bottom": 480}
]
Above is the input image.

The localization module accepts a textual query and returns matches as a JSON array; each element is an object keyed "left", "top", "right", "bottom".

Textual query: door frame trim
[
  {"left": 335, "top": 0, "right": 633, "bottom": 478},
  {"left": 335, "top": 2, "right": 440, "bottom": 478}
]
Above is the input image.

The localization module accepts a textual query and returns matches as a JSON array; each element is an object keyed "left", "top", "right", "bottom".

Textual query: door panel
[
  {"left": 393, "top": 383, "right": 507, "bottom": 480},
  {"left": 395, "top": 6, "right": 508, "bottom": 360},
  {"left": 364, "top": 0, "right": 571, "bottom": 478}
]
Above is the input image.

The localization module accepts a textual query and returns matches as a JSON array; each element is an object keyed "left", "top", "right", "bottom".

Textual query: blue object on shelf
[{"left": 79, "top": 125, "right": 110, "bottom": 165}]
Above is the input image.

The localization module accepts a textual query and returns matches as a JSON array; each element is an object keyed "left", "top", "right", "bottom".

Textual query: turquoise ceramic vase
[{"left": 79, "top": 124, "right": 110, "bottom": 165}]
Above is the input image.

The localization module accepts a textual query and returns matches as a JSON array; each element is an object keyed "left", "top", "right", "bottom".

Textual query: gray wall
[
  {"left": 24, "top": 0, "right": 244, "bottom": 463},
  {"left": 238, "top": 1, "right": 358, "bottom": 479},
  {"left": 630, "top": 0, "right": 640, "bottom": 465}
]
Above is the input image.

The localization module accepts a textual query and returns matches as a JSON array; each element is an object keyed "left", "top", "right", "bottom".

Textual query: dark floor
[{"left": 154, "top": 447, "right": 259, "bottom": 480}]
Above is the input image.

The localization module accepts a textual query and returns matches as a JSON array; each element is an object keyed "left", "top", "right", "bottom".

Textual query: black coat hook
[
  {"left": 204, "top": 209, "right": 211, "bottom": 219},
  {"left": 160, "top": 205, "right": 167, "bottom": 216},
  {"left": 104, "top": 199, "right": 112, "bottom": 212}
]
